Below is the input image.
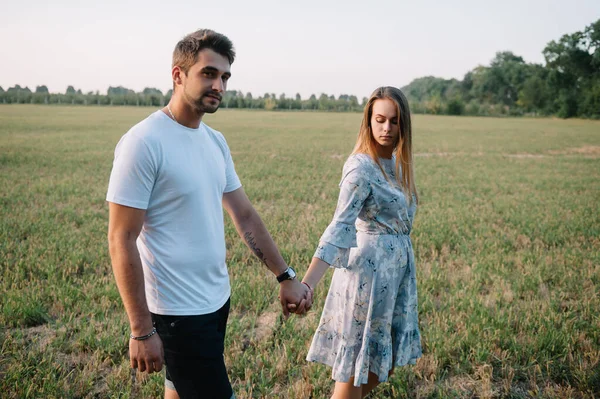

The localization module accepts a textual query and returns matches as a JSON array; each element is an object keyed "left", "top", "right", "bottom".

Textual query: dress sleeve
[{"left": 313, "top": 157, "right": 371, "bottom": 268}]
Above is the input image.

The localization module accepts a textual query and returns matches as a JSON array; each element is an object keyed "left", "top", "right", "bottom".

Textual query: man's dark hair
[{"left": 172, "top": 29, "right": 235, "bottom": 73}]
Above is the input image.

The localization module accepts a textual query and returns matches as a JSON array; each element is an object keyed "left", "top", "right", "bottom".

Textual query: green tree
[
  {"left": 471, "top": 52, "right": 530, "bottom": 107},
  {"left": 318, "top": 93, "right": 329, "bottom": 110},
  {"left": 446, "top": 98, "right": 465, "bottom": 115},
  {"left": 543, "top": 19, "right": 600, "bottom": 117},
  {"left": 517, "top": 66, "right": 549, "bottom": 113}
]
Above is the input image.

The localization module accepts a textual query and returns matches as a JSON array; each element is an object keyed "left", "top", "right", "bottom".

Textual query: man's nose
[{"left": 213, "top": 78, "right": 225, "bottom": 93}]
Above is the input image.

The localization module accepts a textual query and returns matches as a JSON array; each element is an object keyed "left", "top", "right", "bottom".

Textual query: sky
[{"left": 1, "top": 0, "right": 599, "bottom": 100}]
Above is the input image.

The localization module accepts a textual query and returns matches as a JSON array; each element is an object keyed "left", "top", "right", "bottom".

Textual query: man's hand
[
  {"left": 279, "top": 279, "right": 312, "bottom": 319},
  {"left": 129, "top": 333, "right": 164, "bottom": 373}
]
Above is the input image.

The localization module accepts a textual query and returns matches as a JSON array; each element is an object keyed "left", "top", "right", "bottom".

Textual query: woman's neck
[{"left": 375, "top": 144, "right": 393, "bottom": 159}]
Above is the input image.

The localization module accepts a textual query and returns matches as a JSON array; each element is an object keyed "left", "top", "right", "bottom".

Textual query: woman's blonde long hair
[{"left": 352, "top": 86, "right": 418, "bottom": 203}]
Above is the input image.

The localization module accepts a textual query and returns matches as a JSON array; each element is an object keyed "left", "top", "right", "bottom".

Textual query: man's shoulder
[
  {"left": 201, "top": 123, "right": 227, "bottom": 143},
  {"left": 125, "top": 111, "right": 167, "bottom": 142},
  {"left": 201, "top": 123, "right": 231, "bottom": 154}
]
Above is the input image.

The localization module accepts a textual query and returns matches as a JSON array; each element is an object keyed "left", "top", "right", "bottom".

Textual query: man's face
[{"left": 180, "top": 48, "right": 231, "bottom": 114}]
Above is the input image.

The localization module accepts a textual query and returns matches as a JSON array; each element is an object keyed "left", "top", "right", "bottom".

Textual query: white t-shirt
[{"left": 106, "top": 110, "right": 242, "bottom": 315}]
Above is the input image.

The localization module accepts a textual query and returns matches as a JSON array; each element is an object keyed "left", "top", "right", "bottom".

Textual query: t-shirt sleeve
[
  {"left": 218, "top": 134, "right": 242, "bottom": 193},
  {"left": 106, "top": 133, "right": 156, "bottom": 210}
]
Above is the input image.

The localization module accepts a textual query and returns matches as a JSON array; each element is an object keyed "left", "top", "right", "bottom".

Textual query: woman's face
[{"left": 370, "top": 98, "right": 400, "bottom": 154}]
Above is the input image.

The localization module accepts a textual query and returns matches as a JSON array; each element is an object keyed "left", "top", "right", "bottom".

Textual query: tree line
[
  {"left": 1, "top": 19, "right": 598, "bottom": 118},
  {"left": 0, "top": 85, "right": 365, "bottom": 112},
  {"left": 403, "top": 19, "right": 599, "bottom": 118}
]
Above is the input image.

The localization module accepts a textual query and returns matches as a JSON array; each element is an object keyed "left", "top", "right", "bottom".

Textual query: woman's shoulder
[
  {"left": 341, "top": 153, "right": 376, "bottom": 182},
  {"left": 344, "top": 153, "right": 375, "bottom": 171}
]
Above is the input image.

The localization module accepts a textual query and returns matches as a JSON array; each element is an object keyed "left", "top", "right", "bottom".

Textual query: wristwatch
[{"left": 276, "top": 266, "right": 297, "bottom": 283}]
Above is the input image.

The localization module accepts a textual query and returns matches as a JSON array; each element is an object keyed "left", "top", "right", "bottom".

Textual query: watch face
[
  {"left": 278, "top": 267, "right": 297, "bottom": 282},
  {"left": 288, "top": 267, "right": 296, "bottom": 279}
]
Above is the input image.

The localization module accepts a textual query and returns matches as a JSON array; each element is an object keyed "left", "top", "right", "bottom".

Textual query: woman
[{"left": 302, "top": 87, "right": 422, "bottom": 399}]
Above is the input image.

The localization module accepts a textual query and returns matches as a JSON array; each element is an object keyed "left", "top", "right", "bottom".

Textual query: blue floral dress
[{"left": 306, "top": 153, "right": 422, "bottom": 387}]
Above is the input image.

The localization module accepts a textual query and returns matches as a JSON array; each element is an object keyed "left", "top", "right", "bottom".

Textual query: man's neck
[{"left": 164, "top": 96, "right": 204, "bottom": 129}]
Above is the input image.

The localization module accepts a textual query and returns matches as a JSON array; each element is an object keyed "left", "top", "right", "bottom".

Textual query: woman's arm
[
  {"left": 300, "top": 156, "right": 370, "bottom": 299},
  {"left": 302, "top": 257, "right": 331, "bottom": 291}
]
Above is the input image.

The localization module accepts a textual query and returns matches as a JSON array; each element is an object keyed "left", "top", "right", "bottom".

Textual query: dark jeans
[{"left": 151, "top": 299, "right": 233, "bottom": 399}]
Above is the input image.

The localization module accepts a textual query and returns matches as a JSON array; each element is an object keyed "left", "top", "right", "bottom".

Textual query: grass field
[{"left": 1, "top": 105, "right": 599, "bottom": 398}]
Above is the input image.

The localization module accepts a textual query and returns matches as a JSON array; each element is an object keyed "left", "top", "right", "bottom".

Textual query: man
[{"left": 107, "top": 29, "right": 312, "bottom": 399}]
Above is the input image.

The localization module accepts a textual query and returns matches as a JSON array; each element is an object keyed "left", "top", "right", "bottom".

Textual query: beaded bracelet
[
  {"left": 302, "top": 281, "right": 313, "bottom": 292},
  {"left": 130, "top": 327, "right": 157, "bottom": 341}
]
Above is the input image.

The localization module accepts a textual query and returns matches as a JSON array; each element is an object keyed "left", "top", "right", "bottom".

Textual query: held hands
[
  {"left": 279, "top": 278, "right": 313, "bottom": 319},
  {"left": 289, "top": 281, "right": 314, "bottom": 316}
]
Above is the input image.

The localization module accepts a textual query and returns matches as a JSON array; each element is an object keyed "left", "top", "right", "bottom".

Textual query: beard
[{"left": 185, "top": 89, "right": 222, "bottom": 114}]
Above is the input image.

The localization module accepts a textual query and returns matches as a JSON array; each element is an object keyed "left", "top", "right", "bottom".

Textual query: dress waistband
[{"left": 357, "top": 230, "right": 411, "bottom": 238}]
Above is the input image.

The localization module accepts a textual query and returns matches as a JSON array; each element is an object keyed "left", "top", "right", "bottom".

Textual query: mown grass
[{"left": 1, "top": 105, "right": 599, "bottom": 398}]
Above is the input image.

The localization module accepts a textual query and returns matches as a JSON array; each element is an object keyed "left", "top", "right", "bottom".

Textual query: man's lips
[{"left": 206, "top": 94, "right": 221, "bottom": 101}]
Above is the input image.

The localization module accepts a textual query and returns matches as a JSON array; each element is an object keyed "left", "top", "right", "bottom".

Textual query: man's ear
[{"left": 172, "top": 66, "right": 184, "bottom": 87}]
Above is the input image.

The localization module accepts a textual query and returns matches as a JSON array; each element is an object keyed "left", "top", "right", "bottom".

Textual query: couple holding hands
[{"left": 107, "top": 29, "right": 421, "bottom": 399}]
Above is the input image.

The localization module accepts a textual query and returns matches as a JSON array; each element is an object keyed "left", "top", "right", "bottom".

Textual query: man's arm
[
  {"left": 222, "top": 187, "right": 311, "bottom": 317},
  {"left": 107, "top": 202, "right": 163, "bottom": 373}
]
